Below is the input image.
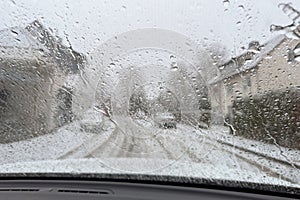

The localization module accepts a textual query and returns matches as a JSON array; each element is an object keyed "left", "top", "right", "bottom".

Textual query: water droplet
[
  {"left": 10, "top": 29, "right": 18, "bottom": 36},
  {"left": 265, "top": 55, "right": 272, "bottom": 59},
  {"left": 219, "top": 65, "right": 225, "bottom": 70},
  {"left": 170, "top": 55, "right": 176, "bottom": 60},
  {"left": 293, "top": 47, "right": 300, "bottom": 54},
  {"left": 238, "top": 5, "right": 245, "bottom": 11},
  {"left": 38, "top": 49, "right": 45, "bottom": 55},
  {"left": 171, "top": 64, "right": 178, "bottom": 71},
  {"left": 157, "top": 58, "right": 163, "bottom": 64},
  {"left": 294, "top": 56, "right": 300, "bottom": 62},
  {"left": 108, "top": 63, "right": 115, "bottom": 68},
  {"left": 223, "top": 0, "right": 230, "bottom": 9},
  {"left": 9, "top": 0, "right": 16, "bottom": 5}
]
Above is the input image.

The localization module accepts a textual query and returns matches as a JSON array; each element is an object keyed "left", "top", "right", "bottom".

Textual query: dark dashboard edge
[{"left": 0, "top": 173, "right": 299, "bottom": 198}]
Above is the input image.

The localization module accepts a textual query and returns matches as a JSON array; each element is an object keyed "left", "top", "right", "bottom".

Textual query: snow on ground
[
  {"left": 0, "top": 110, "right": 120, "bottom": 165},
  {"left": 59, "top": 122, "right": 115, "bottom": 159},
  {"left": 0, "top": 120, "right": 93, "bottom": 164},
  {"left": 0, "top": 111, "right": 299, "bottom": 186},
  {"left": 205, "top": 125, "right": 300, "bottom": 166},
  {"left": 0, "top": 119, "right": 298, "bottom": 168},
  {"left": 0, "top": 158, "right": 298, "bottom": 188},
  {"left": 0, "top": 109, "right": 109, "bottom": 164},
  {"left": 164, "top": 124, "right": 300, "bottom": 184}
]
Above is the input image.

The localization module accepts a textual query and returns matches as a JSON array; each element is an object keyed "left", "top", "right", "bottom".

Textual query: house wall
[
  {"left": 0, "top": 50, "right": 69, "bottom": 141},
  {"left": 255, "top": 39, "right": 300, "bottom": 95}
]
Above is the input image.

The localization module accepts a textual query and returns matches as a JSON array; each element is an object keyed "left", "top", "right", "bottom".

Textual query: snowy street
[{"left": 0, "top": 112, "right": 299, "bottom": 185}]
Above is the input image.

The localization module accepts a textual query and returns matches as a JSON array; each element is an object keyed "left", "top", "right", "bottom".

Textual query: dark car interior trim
[{"left": 0, "top": 174, "right": 299, "bottom": 199}]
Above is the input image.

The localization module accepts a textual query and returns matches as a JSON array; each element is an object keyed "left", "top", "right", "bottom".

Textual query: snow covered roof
[
  {"left": 209, "top": 34, "right": 286, "bottom": 84},
  {"left": 0, "top": 20, "right": 86, "bottom": 74},
  {"left": 241, "top": 34, "right": 286, "bottom": 71},
  {"left": 0, "top": 26, "right": 45, "bottom": 50}
]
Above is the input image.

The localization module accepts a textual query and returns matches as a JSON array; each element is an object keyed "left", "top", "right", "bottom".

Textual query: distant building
[{"left": 0, "top": 20, "right": 86, "bottom": 141}]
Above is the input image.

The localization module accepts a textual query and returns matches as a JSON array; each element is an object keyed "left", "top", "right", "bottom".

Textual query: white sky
[{"left": 0, "top": 0, "right": 300, "bottom": 56}]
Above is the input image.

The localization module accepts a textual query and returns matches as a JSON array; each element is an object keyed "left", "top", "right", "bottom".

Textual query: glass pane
[{"left": 0, "top": 0, "right": 299, "bottom": 191}]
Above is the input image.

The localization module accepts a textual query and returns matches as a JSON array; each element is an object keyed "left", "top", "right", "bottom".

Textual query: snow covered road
[
  {"left": 56, "top": 116, "right": 299, "bottom": 184},
  {"left": 0, "top": 113, "right": 299, "bottom": 185}
]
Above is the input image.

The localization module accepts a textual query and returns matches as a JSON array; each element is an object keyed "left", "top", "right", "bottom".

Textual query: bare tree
[{"left": 129, "top": 87, "right": 149, "bottom": 118}]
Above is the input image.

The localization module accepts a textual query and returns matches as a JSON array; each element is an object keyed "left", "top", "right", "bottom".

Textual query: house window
[{"left": 288, "top": 48, "right": 295, "bottom": 62}]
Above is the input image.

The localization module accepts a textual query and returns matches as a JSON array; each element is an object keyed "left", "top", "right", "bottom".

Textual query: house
[
  {"left": 208, "top": 41, "right": 261, "bottom": 124},
  {"left": 209, "top": 31, "right": 300, "bottom": 149},
  {"left": 0, "top": 20, "right": 86, "bottom": 142}
]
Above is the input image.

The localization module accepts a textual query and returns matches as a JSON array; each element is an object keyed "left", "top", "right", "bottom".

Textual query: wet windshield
[{"left": 0, "top": 0, "right": 299, "bottom": 191}]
